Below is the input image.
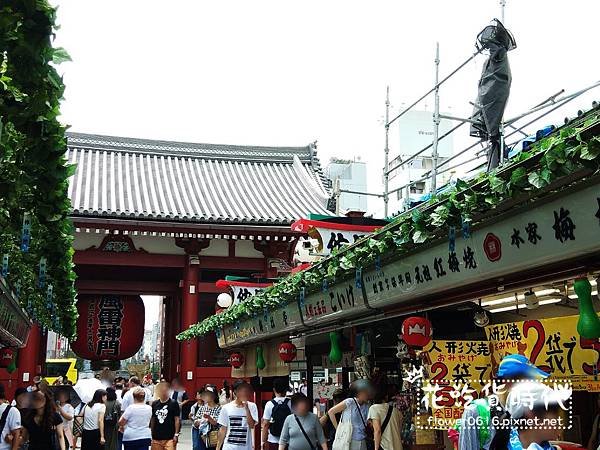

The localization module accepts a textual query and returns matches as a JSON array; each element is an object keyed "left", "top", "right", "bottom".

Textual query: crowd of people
[{"left": 0, "top": 354, "right": 581, "bottom": 450}]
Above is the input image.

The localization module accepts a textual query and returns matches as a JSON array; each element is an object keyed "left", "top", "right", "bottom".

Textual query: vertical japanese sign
[
  {"left": 421, "top": 340, "right": 493, "bottom": 429},
  {"left": 485, "top": 315, "right": 600, "bottom": 391}
]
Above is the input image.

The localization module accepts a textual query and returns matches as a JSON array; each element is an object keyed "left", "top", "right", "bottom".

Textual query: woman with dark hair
[
  {"left": 278, "top": 393, "right": 326, "bottom": 450},
  {"left": 81, "top": 389, "right": 107, "bottom": 450},
  {"left": 368, "top": 385, "right": 402, "bottom": 450},
  {"left": 22, "top": 390, "right": 66, "bottom": 450},
  {"left": 219, "top": 380, "right": 231, "bottom": 406},
  {"left": 320, "top": 389, "right": 346, "bottom": 447},
  {"left": 194, "top": 386, "right": 221, "bottom": 450},
  {"left": 104, "top": 387, "right": 121, "bottom": 450}
]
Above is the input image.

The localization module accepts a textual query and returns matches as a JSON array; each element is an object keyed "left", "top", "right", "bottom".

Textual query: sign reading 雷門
[{"left": 72, "top": 295, "right": 145, "bottom": 361}]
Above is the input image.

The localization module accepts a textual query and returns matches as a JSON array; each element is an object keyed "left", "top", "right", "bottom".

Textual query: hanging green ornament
[
  {"left": 575, "top": 278, "right": 600, "bottom": 338},
  {"left": 256, "top": 345, "right": 266, "bottom": 370},
  {"left": 329, "top": 331, "right": 343, "bottom": 364},
  {"left": 6, "top": 350, "right": 17, "bottom": 374}
]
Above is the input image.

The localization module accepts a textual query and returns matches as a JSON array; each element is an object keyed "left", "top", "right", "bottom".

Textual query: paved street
[{"left": 177, "top": 422, "right": 193, "bottom": 449}]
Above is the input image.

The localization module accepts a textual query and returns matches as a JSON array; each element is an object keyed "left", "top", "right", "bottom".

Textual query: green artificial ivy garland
[
  {"left": 0, "top": 1, "right": 77, "bottom": 337},
  {"left": 177, "top": 109, "right": 600, "bottom": 341}
]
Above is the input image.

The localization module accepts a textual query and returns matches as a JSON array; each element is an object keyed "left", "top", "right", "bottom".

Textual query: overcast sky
[
  {"left": 54, "top": 0, "right": 600, "bottom": 218},
  {"left": 53, "top": 1, "right": 600, "bottom": 326}
]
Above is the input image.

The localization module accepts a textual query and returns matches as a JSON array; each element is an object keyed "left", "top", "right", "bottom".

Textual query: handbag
[
  {"left": 73, "top": 404, "right": 86, "bottom": 438},
  {"left": 295, "top": 415, "right": 318, "bottom": 450},
  {"left": 203, "top": 430, "right": 219, "bottom": 447},
  {"left": 353, "top": 398, "right": 374, "bottom": 450},
  {"left": 331, "top": 410, "right": 352, "bottom": 450}
]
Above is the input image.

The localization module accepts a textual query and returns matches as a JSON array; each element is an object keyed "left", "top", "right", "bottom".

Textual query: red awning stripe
[
  {"left": 215, "top": 279, "right": 273, "bottom": 288},
  {"left": 291, "top": 218, "right": 382, "bottom": 233}
]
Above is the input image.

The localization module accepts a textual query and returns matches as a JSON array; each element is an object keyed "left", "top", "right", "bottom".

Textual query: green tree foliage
[{"left": 0, "top": 1, "right": 77, "bottom": 337}]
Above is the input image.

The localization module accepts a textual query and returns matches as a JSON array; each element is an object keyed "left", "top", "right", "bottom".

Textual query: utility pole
[
  {"left": 500, "top": 0, "right": 506, "bottom": 23},
  {"left": 383, "top": 86, "right": 390, "bottom": 217},
  {"left": 430, "top": 43, "right": 441, "bottom": 194}
]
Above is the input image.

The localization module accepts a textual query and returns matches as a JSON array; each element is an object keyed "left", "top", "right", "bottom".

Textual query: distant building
[
  {"left": 325, "top": 159, "right": 367, "bottom": 213},
  {"left": 46, "top": 331, "right": 69, "bottom": 359},
  {"left": 388, "top": 110, "right": 455, "bottom": 214}
]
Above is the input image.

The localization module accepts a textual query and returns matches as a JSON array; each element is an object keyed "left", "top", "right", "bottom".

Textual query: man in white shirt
[
  {"left": 0, "top": 384, "right": 21, "bottom": 450},
  {"left": 121, "top": 376, "right": 150, "bottom": 411},
  {"left": 261, "top": 378, "right": 291, "bottom": 450},
  {"left": 217, "top": 381, "right": 258, "bottom": 450},
  {"left": 299, "top": 379, "right": 308, "bottom": 396}
]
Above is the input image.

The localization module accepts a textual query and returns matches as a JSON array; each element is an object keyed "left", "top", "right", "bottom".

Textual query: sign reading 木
[{"left": 364, "top": 184, "right": 600, "bottom": 310}]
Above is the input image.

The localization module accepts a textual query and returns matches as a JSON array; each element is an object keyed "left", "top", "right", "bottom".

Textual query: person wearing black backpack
[{"left": 261, "top": 378, "right": 291, "bottom": 450}]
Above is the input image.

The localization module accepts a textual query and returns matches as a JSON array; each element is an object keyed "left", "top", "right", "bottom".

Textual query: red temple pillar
[
  {"left": 18, "top": 324, "right": 42, "bottom": 385},
  {"left": 176, "top": 238, "right": 210, "bottom": 395},
  {"left": 180, "top": 256, "right": 199, "bottom": 393}
]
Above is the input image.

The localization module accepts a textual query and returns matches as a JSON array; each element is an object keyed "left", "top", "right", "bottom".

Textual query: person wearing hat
[
  {"left": 505, "top": 381, "right": 568, "bottom": 450},
  {"left": 458, "top": 354, "right": 550, "bottom": 450}
]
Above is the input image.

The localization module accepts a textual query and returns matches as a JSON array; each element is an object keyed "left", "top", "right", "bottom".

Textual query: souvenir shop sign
[
  {"left": 221, "top": 300, "right": 302, "bottom": 348},
  {"left": 216, "top": 279, "right": 271, "bottom": 306},
  {"left": 302, "top": 279, "right": 369, "bottom": 326},
  {"left": 364, "top": 183, "right": 600, "bottom": 310},
  {"left": 486, "top": 314, "right": 600, "bottom": 391},
  {"left": 291, "top": 218, "right": 381, "bottom": 256},
  {"left": 421, "top": 340, "right": 493, "bottom": 430}
]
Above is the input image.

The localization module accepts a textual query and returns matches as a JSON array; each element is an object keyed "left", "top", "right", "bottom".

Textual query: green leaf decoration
[
  {"left": 177, "top": 108, "right": 600, "bottom": 340},
  {"left": 0, "top": 3, "right": 77, "bottom": 337}
]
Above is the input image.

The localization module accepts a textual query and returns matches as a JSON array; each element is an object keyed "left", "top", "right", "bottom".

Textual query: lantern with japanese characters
[
  {"left": 229, "top": 352, "right": 244, "bottom": 369},
  {"left": 278, "top": 342, "right": 297, "bottom": 363},
  {"left": 0, "top": 348, "right": 15, "bottom": 368},
  {"left": 401, "top": 316, "right": 433, "bottom": 348},
  {"left": 71, "top": 295, "right": 145, "bottom": 361}
]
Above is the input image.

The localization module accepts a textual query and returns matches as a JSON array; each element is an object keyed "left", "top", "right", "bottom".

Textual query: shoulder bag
[
  {"left": 353, "top": 398, "right": 374, "bottom": 450},
  {"left": 72, "top": 404, "right": 86, "bottom": 438},
  {"left": 378, "top": 405, "right": 394, "bottom": 450},
  {"left": 331, "top": 404, "right": 353, "bottom": 450},
  {"left": 0, "top": 405, "right": 12, "bottom": 439},
  {"left": 295, "top": 415, "right": 318, "bottom": 450}
]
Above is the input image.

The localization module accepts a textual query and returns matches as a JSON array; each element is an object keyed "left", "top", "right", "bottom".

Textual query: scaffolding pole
[
  {"left": 383, "top": 86, "right": 390, "bottom": 217},
  {"left": 430, "top": 43, "right": 441, "bottom": 194}
]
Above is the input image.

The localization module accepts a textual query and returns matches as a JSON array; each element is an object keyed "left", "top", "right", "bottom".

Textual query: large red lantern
[
  {"left": 71, "top": 295, "right": 145, "bottom": 361},
  {"left": 229, "top": 352, "right": 244, "bottom": 368},
  {"left": 401, "top": 316, "right": 433, "bottom": 348},
  {"left": 278, "top": 342, "right": 297, "bottom": 363},
  {"left": 0, "top": 348, "right": 15, "bottom": 368}
]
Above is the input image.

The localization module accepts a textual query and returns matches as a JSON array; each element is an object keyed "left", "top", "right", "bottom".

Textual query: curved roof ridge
[{"left": 67, "top": 131, "right": 317, "bottom": 164}]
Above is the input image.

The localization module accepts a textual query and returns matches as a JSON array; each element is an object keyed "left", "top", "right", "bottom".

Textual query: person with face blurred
[
  {"left": 217, "top": 381, "right": 258, "bottom": 450},
  {"left": 81, "top": 389, "right": 107, "bottom": 450},
  {"left": 150, "top": 382, "right": 180, "bottom": 450},
  {"left": 194, "top": 387, "right": 221, "bottom": 450},
  {"left": 56, "top": 389, "right": 74, "bottom": 450},
  {"left": 22, "top": 390, "right": 65, "bottom": 450},
  {"left": 327, "top": 380, "right": 373, "bottom": 450},
  {"left": 119, "top": 387, "right": 152, "bottom": 450},
  {"left": 0, "top": 383, "right": 21, "bottom": 450},
  {"left": 278, "top": 393, "right": 327, "bottom": 450}
]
